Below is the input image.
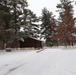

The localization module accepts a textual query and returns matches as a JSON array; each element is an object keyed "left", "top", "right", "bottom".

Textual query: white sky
[{"left": 28, "top": 0, "right": 76, "bottom": 18}]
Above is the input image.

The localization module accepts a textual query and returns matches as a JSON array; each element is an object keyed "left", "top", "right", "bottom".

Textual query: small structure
[
  {"left": 0, "top": 37, "right": 44, "bottom": 49},
  {"left": 20, "top": 37, "right": 43, "bottom": 49}
]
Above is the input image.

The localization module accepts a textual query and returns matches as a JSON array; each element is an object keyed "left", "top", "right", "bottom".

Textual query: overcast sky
[{"left": 28, "top": 0, "right": 76, "bottom": 18}]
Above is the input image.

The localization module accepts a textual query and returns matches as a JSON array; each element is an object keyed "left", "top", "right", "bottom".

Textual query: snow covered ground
[{"left": 0, "top": 47, "right": 76, "bottom": 75}]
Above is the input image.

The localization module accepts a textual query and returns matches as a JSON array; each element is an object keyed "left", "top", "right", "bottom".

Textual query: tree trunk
[
  {"left": 57, "top": 41, "right": 58, "bottom": 47},
  {"left": 4, "top": 42, "right": 7, "bottom": 50},
  {"left": 72, "top": 42, "right": 73, "bottom": 46}
]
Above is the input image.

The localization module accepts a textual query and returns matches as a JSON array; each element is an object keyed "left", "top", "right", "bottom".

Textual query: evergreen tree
[
  {"left": 25, "top": 10, "right": 40, "bottom": 38},
  {"left": 41, "top": 7, "right": 55, "bottom": 46},
  {"left": 0, "top": 0, "right": 28, "bottom": 49},
  {"left": 0, "top": 0, "right": 13, "bottom": 49},
  {"left": 8, "top": 0, "right": 28, "bottom": 36}
]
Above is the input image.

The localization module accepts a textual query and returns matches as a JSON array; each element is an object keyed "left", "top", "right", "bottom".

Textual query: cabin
[
  {"left": 0, "top": 37, "right": 43, "bottom": 49},
  {"left": 20, "top": 37, "right": 43, "bottom": 49}
]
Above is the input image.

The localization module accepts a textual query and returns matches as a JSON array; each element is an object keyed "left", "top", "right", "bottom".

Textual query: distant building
[
  {"left": 20, "top": 37, "right": 43, "bottom": 49},
  {"left": 0, "top": 37, "right": 43, "bottom": 49}
]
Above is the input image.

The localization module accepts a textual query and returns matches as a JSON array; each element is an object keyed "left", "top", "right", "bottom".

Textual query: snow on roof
[
  {"left": 29, "top": 36, "right": 45, "bottom": 42},
  {"left": 20, "top": 27, "right": 24, "bottom": 31},
  {"left": 32, "top": 21, "right": 42, "bottom": 25}
]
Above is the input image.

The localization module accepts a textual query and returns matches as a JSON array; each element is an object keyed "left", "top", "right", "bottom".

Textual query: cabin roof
[{"left": 28, "top": 36, "right": 44, "bottom": 42}]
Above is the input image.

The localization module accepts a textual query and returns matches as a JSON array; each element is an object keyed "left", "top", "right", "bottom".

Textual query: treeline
[
  {"left": 50, "top": 0, "right": 76, "bottom": 46},
  {"left": 40, "top": 0, "right": 76, "bottom": 46},
  {"left": 0, "top": 0, "right": 76, "bottom": 49},
  {"left": 0, "top": 0, "right": 39, "bottom": 49}
]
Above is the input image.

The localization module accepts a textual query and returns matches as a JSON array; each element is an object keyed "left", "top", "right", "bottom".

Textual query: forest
[{"left": 0, "top": 0, "right": 76, "bottom": 49}]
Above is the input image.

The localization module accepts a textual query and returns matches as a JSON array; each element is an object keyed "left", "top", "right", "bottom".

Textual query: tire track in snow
[
  {"left": 4, "top": 64, "right": 24, "bottom": 75},
  {"left": 0, "top": 64, "right": 11, "bottom": 70}
]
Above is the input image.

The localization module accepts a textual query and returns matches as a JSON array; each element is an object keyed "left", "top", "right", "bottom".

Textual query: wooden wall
[
  {"left": 20, "top": 37, "right": 42, "bottom": 48},
  {"left": 0, "top": 38, "right": 42, "bottom": 49}
]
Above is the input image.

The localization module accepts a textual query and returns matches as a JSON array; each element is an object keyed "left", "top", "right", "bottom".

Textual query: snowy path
[
  {"left": 0, "top": 48, "right": 76, "bottom": 75},
  {"left": 0, "top": 49, "right": 60, "bottom": 75}
]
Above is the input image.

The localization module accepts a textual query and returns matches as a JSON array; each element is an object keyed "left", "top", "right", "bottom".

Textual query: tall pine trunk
[{"left": 4, "top": 42, "right": 7, "bottom": 50}]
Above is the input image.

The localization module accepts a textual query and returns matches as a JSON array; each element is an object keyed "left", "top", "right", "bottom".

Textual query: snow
[
  {"left": 0, "top": 48, "right": 76, "bottom": 75},
  {"left": 32, "top": 21, "right": 42, "bottom": 25},
  {"left": 58, "top": 50, "right": 76, "bottom": 75}
]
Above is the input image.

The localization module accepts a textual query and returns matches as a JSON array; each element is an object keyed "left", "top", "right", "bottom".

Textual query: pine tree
[
  {"left": 8, "top": 0, "right": 28, "bottom": 34},
  {"left": 41, "top": 7, "right": 55, "bottom": 46},
  {"left": 0, "top": 0, "right": 28, "bottom": 49},
  {"left": 25, "top": 10, "right": 40, "bottom": 38},
  {"left": 0, "top": 0, "right": 12, "bottom": 49}
]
